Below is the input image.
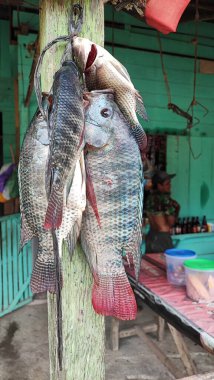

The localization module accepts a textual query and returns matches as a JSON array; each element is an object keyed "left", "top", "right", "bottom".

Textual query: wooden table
[
  {"left": 111, "top": 254, "right": 214, "bottom": 379},
  {"left": 128, "top": 254, "right": 214, "bottom": 353}
]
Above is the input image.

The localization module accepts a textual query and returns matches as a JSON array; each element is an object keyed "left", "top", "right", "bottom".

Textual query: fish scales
[
  {"left": 18, "top": 105, "right": 56, "bottom": 293},
  {"left": 73, "top": 36, "right": 147, "bottom": 155},
  {"left": 81, "top": 91, "right": 143, "bottom": 320},
  {"left": 56, "top": 153, "right": 86, "bottom": 257},
  {"left": 44, "top": 60, "right": 84, "bottom": 230},
  {"left": 19, "top": 103, "right": 85, "bottom": 294}
]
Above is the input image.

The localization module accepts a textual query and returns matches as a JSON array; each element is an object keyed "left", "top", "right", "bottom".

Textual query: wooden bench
[{"left": 110, "top": 316, "right": 197, "bottom": 379}]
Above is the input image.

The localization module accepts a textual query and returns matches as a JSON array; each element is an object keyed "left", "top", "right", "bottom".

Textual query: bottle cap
[
  {"left": 165, "top": 249, "right": 196, "bottom": 257},
  {"left": 184, "top": 259, "right": 214, "bottom": 270}
]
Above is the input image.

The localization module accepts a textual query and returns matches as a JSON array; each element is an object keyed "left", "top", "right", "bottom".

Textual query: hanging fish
[
  {"left": 72, "top": 36, "right": 147, "bottom": 155},
  {"left": 18, "top": 101, "right": 57, "bottom": 293},
  {"left": 44, "top": 60, "right": 84, "bottom": 230},
  {"left": 81, "top": 90, "right": 144, "bottom": 320},
  {"left": 18, "top": 101, "right": 86, "bottom": 294}
]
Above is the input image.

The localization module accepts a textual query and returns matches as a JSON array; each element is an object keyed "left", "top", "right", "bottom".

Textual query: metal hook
[{"left": 70, "top": 4, "right": 83, "bottom": 36}]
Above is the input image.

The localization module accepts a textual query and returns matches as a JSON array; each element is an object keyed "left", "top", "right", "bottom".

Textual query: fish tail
[
  {"left": 44, "top": 189, "right": 63, "bottom": 229},
  {"left": 30, "top": 255, "right": 58, "bottom": 294},
  {"left": 92, "top": 272, "right": 137, "bottom": 320}
]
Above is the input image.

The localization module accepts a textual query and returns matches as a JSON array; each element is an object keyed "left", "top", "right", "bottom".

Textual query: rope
[
  {"left": 34, "top": 4, "right": 83, "bottom": 118},
  {"left": 157, "top": 32, "right": 171, "bottom": 104}
]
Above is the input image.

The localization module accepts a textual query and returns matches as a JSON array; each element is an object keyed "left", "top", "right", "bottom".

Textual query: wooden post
[{"left": 39, "top": 1, "right": 105, "bottom": 379}]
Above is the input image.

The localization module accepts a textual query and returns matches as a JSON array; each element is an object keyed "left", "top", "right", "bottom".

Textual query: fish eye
[{"left": 100, "top": 108, "right": 111, "bottom": 118}]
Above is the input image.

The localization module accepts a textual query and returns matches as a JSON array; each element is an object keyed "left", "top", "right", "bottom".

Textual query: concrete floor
[{"left": 0, "top": 300, "right": 214, "bottom": 380}]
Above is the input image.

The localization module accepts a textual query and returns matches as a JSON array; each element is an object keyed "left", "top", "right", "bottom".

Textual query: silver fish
[
  {"left": 18, "top": 104, "right": 56, "bottom": 293},
  {"left": 44, "top": 60, "right": 84, "bottom": 230},
  {"left": 73, "top": 36, "right": 147, "bottom": 155},
  {"left": 81, "top": 90, "right": 144, "bottom": 320},
  {"left": 18, "top": 103, "right": 85, "bottom": 294}
]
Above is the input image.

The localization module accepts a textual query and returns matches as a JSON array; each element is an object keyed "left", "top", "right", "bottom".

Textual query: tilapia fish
[
  {"left": 44, "top": 60, "right": 84, "bottom": 229},
  {"left": 18, "top": 104, "right": 85, "bottom": 294},
  {"left": 18, "top": 103, "right": 56, "bottom": 293},
  {"left": 72, "top": 36, "right": 147, "bottom": 155},
  {"left": 81, "top": 90, "right": 144, "bottom": 320}
]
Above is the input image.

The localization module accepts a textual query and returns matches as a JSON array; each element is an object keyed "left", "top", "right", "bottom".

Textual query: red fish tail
[
  {"left": 44, "top": 189, "right": 63, "bottom": 229},
  {"left": 30, "top": 255, "right": 62, "bottom": 294},
  {"left": 92, "top": 273, "right": 137, "bottom": 320}
]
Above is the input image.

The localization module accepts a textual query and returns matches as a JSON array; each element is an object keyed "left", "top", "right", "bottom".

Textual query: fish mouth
[
  {"left": 83, "top": 89, "right": 114, "bottom": 100},
  {"left": 85, "top": 143, "right": 104, "bottom": 151}
]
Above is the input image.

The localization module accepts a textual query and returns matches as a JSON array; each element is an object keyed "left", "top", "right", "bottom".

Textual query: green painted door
[{"left": 0, "top": 213, "right": 32, "bottom": 317}]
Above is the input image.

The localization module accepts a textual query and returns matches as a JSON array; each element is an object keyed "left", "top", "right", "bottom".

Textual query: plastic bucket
[
  {"left": 164, "top": 249, "right": 196, "bottom": 286},
  {"left": 184, "top": 259, "right": 214, "bottom": 302}
]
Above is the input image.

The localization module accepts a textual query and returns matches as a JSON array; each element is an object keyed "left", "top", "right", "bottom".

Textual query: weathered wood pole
[{"left": 39, "top": 1, "right": 105, "bottom": 379}]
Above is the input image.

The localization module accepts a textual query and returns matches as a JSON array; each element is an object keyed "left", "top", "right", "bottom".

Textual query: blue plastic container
[{"left": 164, "top": 249, "right": 196, "bottom": 286}]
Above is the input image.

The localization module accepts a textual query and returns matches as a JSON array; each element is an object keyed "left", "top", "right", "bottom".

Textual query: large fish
[
  {"left": 18, "top": 102, "right": 56, "bottom": 293},
  {"left": 44, "top": 60, "right": 84, "bottom": 230},
  {"left": 72, "top": 36, "right": 147, "bottom": 156},
  {"left": 81, "top": 90, "right": 144, "bottom": 320},
  {"left": 18, "top": 103, "right": 86, "bottom": 294}
]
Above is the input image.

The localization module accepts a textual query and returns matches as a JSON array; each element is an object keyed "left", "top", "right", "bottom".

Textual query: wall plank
[{"left": 167, "top": 135, "right": 214, "bottom": 220}]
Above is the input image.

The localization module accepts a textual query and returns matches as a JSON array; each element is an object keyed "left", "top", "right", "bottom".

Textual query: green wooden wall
[
  {"left": 167, "top": 135, "right": 214, "bottom": 219},
  {"left": 105, "top": 5, "right": 214, "bottom": 219},
  {"left": 105, "top": 5, "right": 214, "bottom": 137},
  {"left": 17, "top": 33, "right": 37, "bottom": 145},
  {"left": 0, "top": 4, "right": 214, "bottom": 219},
  {"left": 0, "top": 21, "right": 17, "bottom": 163}
]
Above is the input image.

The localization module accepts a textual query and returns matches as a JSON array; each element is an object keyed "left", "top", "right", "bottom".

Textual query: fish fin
[
  {"left": 86, "top": 165, "right": 101, "bottom": 227},
  {"left": 30, "top": 254, "right": 57, "bottom": 294},
  {"left": 126, "top": 249, "right": 142, "bottom": 282},
  {"left": 108, "top": 58, "right": 131, "bottom": 82},
  {"left": 92, "top": 272, "right": 137, "bottom": 320},
  {"left": 20, "top": 213, "right": 34, "bottom": 249},
  {"left": 125, "top": 165, "right": 144, "bottom": 280},
  {"left": 85, "top": 44, "right": 97, "bottom": 70},
  {"left": 132, "top": 124, "right": 147, "bottom": 157},
  {"left": 44, "top": 188, "right": 63, "bottom": 229},
  {"left": 135, "top": 92, "right": 148, "bottom": 121}
]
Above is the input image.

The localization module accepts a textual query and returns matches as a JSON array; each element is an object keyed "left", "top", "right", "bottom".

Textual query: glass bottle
[
  {"left": 187, "top": 217, "right": 192, "bottom": 234},
  {"left": 182, "top": 217, "right": 187, "bottom": 234},
  {"left": 195, "top": 216, "right": 201, "bottom": 233},
  {"left": 201, "top": 215, "right": 208, "bottom": 233},
  {"left": 191, "top": 217, "right": 197, "bottom": 233}
]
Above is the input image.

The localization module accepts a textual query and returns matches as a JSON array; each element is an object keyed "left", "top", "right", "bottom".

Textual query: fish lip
[{"left": 83, "top": 89, "right": 114, "bottom": 100}]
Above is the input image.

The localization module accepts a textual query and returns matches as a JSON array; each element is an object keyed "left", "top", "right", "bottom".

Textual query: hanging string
[
  {"left": 186, "top": 0, "right": 202, "bottom": 160},
  {"left": 157, "top": 32, "right": 193, "bottom": 126},
  {"left": 187, "top": 0, "right": 208, "bottom": 119},
  {"left": 157, "top": 27, "right": 201, "bottom": 159},
  {"left": 157, "top": 32, "right": 171, "bottom": 104}
]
